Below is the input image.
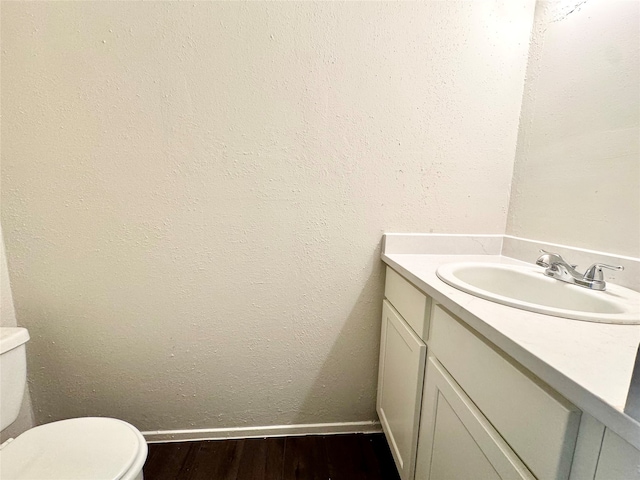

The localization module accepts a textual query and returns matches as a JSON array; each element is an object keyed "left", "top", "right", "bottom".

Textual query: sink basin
[{"left": 436, "top": 262, "right": 640, "bottom": 324}]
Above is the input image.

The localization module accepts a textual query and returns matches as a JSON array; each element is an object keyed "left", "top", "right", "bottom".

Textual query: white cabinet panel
[
  {"left": 416, "top": 356, "right": 534, "bottom": 480},
  {"left": 377, "top": 300, "right": 427, "bottom": 480},
  {"left": 569, "top": 413, "right": 606, "bottom": 480},
  {"left": 595, "top": 429, "right": 640, "bottom": 480}
]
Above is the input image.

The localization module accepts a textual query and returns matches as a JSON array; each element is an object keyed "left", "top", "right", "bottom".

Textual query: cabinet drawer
[
  {"left": 430, "top": 305, "right": 581, "bottom": 480},
  {"left": 385, "top": 267, "right": 431, "bottom": 340}
]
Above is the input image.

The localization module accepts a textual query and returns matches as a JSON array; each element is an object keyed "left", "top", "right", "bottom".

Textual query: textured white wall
[
  {"left": 1, "top": 1, "right": 534, "bottom": 431},
  {"left": 507, "top": 0, "right": 640, "bottom": 257}
]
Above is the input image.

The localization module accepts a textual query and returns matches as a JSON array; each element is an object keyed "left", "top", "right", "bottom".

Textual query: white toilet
[{"left": 0, "top": 327, "right": 148, "bottom": 479}]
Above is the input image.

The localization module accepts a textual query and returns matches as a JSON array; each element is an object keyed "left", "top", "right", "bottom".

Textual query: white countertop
[{"left": 382, "top": 252, "right": 640, "bottom": 449}]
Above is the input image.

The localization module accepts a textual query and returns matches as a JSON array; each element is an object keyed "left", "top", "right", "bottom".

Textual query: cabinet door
[
  {"left": 377, "top": 300, "right": 427, "bottom": 480},
  {"left": 415, "top": 356, "right": 535, "bottom": 480}
]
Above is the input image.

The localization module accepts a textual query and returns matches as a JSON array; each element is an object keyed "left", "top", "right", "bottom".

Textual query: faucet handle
[{"left": 583, "top": 263, "right": 624, "bottom": 282}]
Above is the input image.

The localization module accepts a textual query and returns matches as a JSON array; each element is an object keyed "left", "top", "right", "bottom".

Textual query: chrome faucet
[{"left": 535, "top": 250, "right": 623, "bottom": 291}]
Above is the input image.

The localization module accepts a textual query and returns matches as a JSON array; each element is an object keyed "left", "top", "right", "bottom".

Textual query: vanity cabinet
[{"left": 378, "top": 266, "right": 639, "bottom": 480}]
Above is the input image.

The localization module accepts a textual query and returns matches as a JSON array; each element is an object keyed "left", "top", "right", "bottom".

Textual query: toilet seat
[{"left": 0, "top": 417, "right": 147, "bottom": 480}]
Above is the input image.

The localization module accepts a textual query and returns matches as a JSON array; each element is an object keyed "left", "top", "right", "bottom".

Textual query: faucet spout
[{"left": 535, "top": 251, "right": 581, "bottom": 277}]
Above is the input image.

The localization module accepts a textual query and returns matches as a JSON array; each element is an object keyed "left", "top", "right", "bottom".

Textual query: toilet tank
[{"left": 0, "top": 328, "right": 30, "bottom": 431}]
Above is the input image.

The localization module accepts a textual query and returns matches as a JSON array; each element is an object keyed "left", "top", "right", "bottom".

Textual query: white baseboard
[{"left": 142, "top": 420, "right": 382, "bottom": 443}]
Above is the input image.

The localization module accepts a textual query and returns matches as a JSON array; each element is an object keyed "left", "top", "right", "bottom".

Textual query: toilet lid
[{"left": 0, "top": 417, "right": 141, "bottom": 480}]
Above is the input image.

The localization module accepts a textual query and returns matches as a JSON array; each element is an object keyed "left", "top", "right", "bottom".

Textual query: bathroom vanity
[{"left": 376, "top": 234, "right": 640, "bottom": 480}]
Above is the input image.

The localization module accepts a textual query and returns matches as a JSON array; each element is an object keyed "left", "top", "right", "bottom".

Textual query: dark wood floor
[{"left": 143, "top": 433, "right": 401, "bottom": 480}]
